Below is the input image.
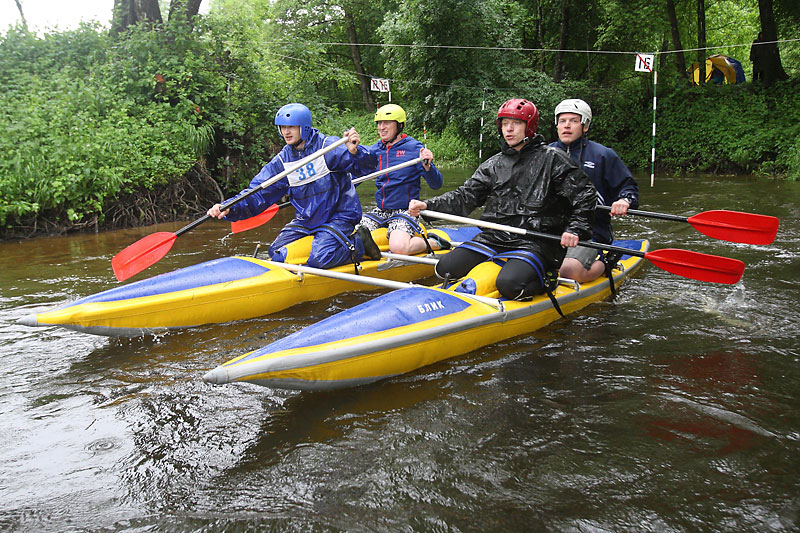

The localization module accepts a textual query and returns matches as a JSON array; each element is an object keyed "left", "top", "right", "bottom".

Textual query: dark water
[{"left": 1, "top": 172, "right": 799, "bottom": 531}]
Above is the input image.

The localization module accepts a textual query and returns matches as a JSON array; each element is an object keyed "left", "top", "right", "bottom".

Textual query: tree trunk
[
  {"left": 344, "top": 8, "right": 375, "bottom": 111},
  {"left": 14, "top": 0, "right": 27, "bottom": 28},
  {"left": 665, "top": 0, "right": 687, "bottom": 78},
  {"left": 168, "top": 0, "right": 203, "bottom": 23},
  {"left": 697, "top": 0, "right": 706, "bottom": 84},
  {"left": 553, "top": 0, "right": 569, "bottom": 82},
  {"left": 533, "top": 0, "right": 545, "bottom": 73},
  {"left": 756, "top": 0, "right": 789, "bottom": 84},
  {"left": 111, "top": 0, "right": 163, "bottom": 36}
]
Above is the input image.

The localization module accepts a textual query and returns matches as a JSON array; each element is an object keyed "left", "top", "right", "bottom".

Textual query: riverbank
[{"left": 2, "top": 20, "right": 798, "bottom": 240}]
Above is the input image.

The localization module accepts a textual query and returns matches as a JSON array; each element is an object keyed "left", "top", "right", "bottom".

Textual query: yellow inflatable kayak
[
  {"left": 18, "top": 227, "right": 478, "bottom": 337},
  {"left": 204, "top": 239, "right": 649, "bottom": 390}
]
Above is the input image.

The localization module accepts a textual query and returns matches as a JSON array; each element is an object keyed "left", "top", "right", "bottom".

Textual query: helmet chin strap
[{"left": 507, "top": 136, "right": 529, "bottom": 149}]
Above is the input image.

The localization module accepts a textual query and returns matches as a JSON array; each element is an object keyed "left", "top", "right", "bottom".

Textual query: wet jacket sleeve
[
  {"left": 554, "top": 158, "right": 596, "bottom": 240},
  {"left": 421, "top": 162, "right": 443, "bottom": 190},
  {"left": 606, "top": 151, "right": 639, "bottom": 209},
  {"left": 222, "top": 156, "right": 289, "bottom": 221},
  {"left": 324, "top": 142, "right": 377, "bottom": 177},
  {"left": 424, "top": 157, "right": 496, "bottom": 216}
]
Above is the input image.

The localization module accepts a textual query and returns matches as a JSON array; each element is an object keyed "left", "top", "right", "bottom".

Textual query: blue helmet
[{"left": 275, "top": 103, "right": 313, "bottom": 142}]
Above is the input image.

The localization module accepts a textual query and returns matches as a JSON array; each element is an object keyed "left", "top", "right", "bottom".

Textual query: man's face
[
  {"left": 500, "top": 118, "right": 528, "bottom": 149},
  {"left": 556, "top": 113, "right": 588, "bottom": 145},
  {"left": 376, "top": 120, "right": 399, "bottom": 143},
  {"left": 280, "top": 125, "right": 303, "bottom": 146}
]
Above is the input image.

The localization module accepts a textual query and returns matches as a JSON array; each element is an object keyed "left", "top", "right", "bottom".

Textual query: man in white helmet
[{"left": 550, "top": 98, "right": 639, "bottom": 283}]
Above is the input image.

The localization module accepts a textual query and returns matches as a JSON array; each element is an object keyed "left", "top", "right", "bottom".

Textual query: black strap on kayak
[
  {"left": 318, "top": 224, "right": 360, "bottom": 275},
  {"left": 290, "top": 223, "right": 360, "bottom": 275},
  {"left": 542, "top": 268, "right": 566, "bottom": 318},
  {"left": 363, "top": 212, "right": 389, "bottom": 227},
  {"left": 284, "top": 222, "right": 312, "bottom": 235},
  {"left": 544, "top": 290, "right": 565, "bottom": 318},
  {"left": 601, "top": 250, "right": 624, "bottom": 297}
]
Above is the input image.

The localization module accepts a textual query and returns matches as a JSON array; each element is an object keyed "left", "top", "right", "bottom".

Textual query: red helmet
[{"left": 496, "top": 98, "right": 539, "bottom": 139}]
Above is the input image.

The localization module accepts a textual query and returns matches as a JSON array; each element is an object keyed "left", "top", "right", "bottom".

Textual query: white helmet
[{"left": 554, "top": 99, "right": 592, "bottom": 127}]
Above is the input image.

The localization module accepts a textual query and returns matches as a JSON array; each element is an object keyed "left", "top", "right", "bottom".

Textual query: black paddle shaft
[
  {"left": 596, "top": 204, "right": 688, "bottom": 223},
  {"left": 520, "top": 228, "right": 646, "bottom": 258}
]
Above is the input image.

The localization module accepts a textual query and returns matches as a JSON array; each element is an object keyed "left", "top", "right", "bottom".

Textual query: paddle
[
  {"left": 112, "top": 135, "right": 350, "bottom": 281},
  {"left": 229, "top": 157, "right": 425, "bottom": 234},
  {"left": 267, "top": 260, "right": 503, "bottom": 309},
  {"left": 597, "top": 205, "right": 779, "bottom": 245},
  {"left": 420, "top": 210, "right": 745, "bottom": 285}
]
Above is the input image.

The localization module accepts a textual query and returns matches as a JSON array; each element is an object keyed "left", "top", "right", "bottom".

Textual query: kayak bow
[
  {"left": 204, "top": 239, "right": 649, "bottom": 390},
  {"left": 19, "top": 226, "right": 478, "bottom": 336}
]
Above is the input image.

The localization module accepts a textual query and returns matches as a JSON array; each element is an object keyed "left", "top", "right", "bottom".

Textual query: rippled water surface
[{"left": 1, "top": 173, "right": 799, "bottom": 531}]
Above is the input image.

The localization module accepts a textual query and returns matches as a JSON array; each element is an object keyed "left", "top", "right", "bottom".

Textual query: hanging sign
[
  {"left": 635, "top": 53, "right": 654, "bottom": 72},
  {"left": 370, "top": 78, "right": 390, "bottom": 92}
]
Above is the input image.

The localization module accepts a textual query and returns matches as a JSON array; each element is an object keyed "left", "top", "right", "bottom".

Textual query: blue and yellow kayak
[
  {"left": 203, "top": 239, "right": 649, "bottom": 390},
  {"left": 18, "top": 227, "right": 479, "bottom": 337}
]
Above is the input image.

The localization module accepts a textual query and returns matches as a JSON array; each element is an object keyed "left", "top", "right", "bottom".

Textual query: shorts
[
  {"left": 564, "top": 244, "right": 600, "bottom": 270},
  {"left": 359, "top": 207, "right": 419, "bottom": 237}
]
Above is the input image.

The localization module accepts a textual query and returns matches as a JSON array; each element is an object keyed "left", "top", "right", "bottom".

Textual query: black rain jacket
[{"left": 425, "top": 135, "right": 596, "bottom": 267}]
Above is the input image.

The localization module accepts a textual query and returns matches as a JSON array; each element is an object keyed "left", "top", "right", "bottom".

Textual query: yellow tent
[{"left": 689, "top": 55, "right": 746, "bottom": 85}]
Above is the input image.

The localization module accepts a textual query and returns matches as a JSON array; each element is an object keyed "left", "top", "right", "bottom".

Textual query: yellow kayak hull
[
  {"left": 19, "top": 227, "right": 474, "bottom": 336},
  {"left": 205, "top": 239, "right": 649, "bottom": 390}
]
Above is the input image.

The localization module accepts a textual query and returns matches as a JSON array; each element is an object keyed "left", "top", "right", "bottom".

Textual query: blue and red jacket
[
  {"left": 550, "top": 136, "right": 638, "bottom": 243},
  {"left": 365, "top": 134, "right": 443, "bottom": 210},
  {"left": 223, "top": 129, "right": 376, "bottom": 229}
]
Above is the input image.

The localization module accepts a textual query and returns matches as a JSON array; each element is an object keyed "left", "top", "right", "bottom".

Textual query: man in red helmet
[{"left": 409, "top": 98, "right": 596, "bottom": 300}]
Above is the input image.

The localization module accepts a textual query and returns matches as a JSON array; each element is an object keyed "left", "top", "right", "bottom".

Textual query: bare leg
[
  {"left": 559, "top": 257, "right": 606, "bottom": 283},
  {"left": 389, "top": 231, "right": 441, "bottom": 255}
]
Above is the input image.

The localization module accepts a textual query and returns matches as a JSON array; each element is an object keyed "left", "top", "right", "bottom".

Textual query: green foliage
[{"left": 0, "top": 0, "right": 798, "bottom": 234}]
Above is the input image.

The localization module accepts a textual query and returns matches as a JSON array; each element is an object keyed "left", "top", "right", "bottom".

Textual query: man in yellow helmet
[{"left": 356, "top": 104, "right": 448, "bottom": 257}]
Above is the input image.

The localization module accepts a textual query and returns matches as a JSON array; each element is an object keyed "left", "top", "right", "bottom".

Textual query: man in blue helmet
[
  {"left": 550, "top": 98, "right": 638, "bottom": 283},
  {"left": 208, "top": 103, "right": 379, "bottom": 269}
]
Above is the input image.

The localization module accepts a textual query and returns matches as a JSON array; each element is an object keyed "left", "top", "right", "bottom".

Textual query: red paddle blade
[
  {"left": 230, "top": 203, "right": 280, "bottom": 234},
  {"left": 111, "top": 232, "right": 177, "bottom": 281},
  {"left": 688, "top": 210, "right": 779, "bottom": 245},
  {"left": 644, "top": 248, "right": 745, "bottom": 284}
]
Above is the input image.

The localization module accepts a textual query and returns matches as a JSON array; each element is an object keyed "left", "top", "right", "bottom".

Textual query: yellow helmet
[{"left": 374, "top": 104, "right": 407, "bottom": 125}]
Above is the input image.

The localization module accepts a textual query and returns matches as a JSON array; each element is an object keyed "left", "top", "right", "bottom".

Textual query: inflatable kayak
[
  {"left": 18, "top": 226, "right": 479, "bottom": 337},
  {"left": 203, "top": 239, "right": 649, "bottom": 390}
]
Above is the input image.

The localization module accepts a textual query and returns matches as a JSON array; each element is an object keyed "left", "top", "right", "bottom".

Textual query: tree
[
  {"left": 13, "top": 0, "right": 26, "bottom": 28},
  {"left": 111, "top": 0, "right": 162, "bottom": 35},
  {"left": 553, "top": 0, "right": 569, "bottom": 82},
  {"left": 756, "top": 0, "right": 789, "bottom": 84},
  {"left": 344, "top": 6, "right": 374, "bottom": 110},
  {"left": 665, "top": 0, "right": 687, "bottom": 77},
  {"left": 267, "top": 0, "right": 391, "bottom": 110},
  {"left": 696, "top": 0, "right": 706, "bottom": 84},
  {"left": 110, "top": 0, "right": 203, "bottom": 35}
]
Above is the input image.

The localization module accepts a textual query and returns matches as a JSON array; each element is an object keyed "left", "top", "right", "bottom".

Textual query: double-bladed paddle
[
  {"left": 420, "top": 210, "right": 745, "bottom": 285},
  {"left": 597, "top": 205, "right": 779, "bottom": 245},
  {"left": 229, "top": 157, "right": 425, "bottom": 234},
  {"left": 112, "top": 135, "right": 350, "bottom": 281}
]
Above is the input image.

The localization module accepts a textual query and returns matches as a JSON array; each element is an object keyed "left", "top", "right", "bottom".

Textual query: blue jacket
[
  {"left": 550, "top": 136, "right": 638, "bottom": 243},
  {"left": 224, "top": 129, "right": 377, "bottom": 229},
  {"left": 365, "top": 134, "right": 443, "bottom": 209}
]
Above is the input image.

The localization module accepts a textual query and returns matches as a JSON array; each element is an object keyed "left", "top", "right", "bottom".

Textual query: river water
[{"left": 1, "top": 172, "right": 799, "bottom": 531}]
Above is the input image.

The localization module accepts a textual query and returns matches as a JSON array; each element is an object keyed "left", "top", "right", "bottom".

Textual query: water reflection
[{"left": 1, "top": 173, "right": 799, "bottom": 530}]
